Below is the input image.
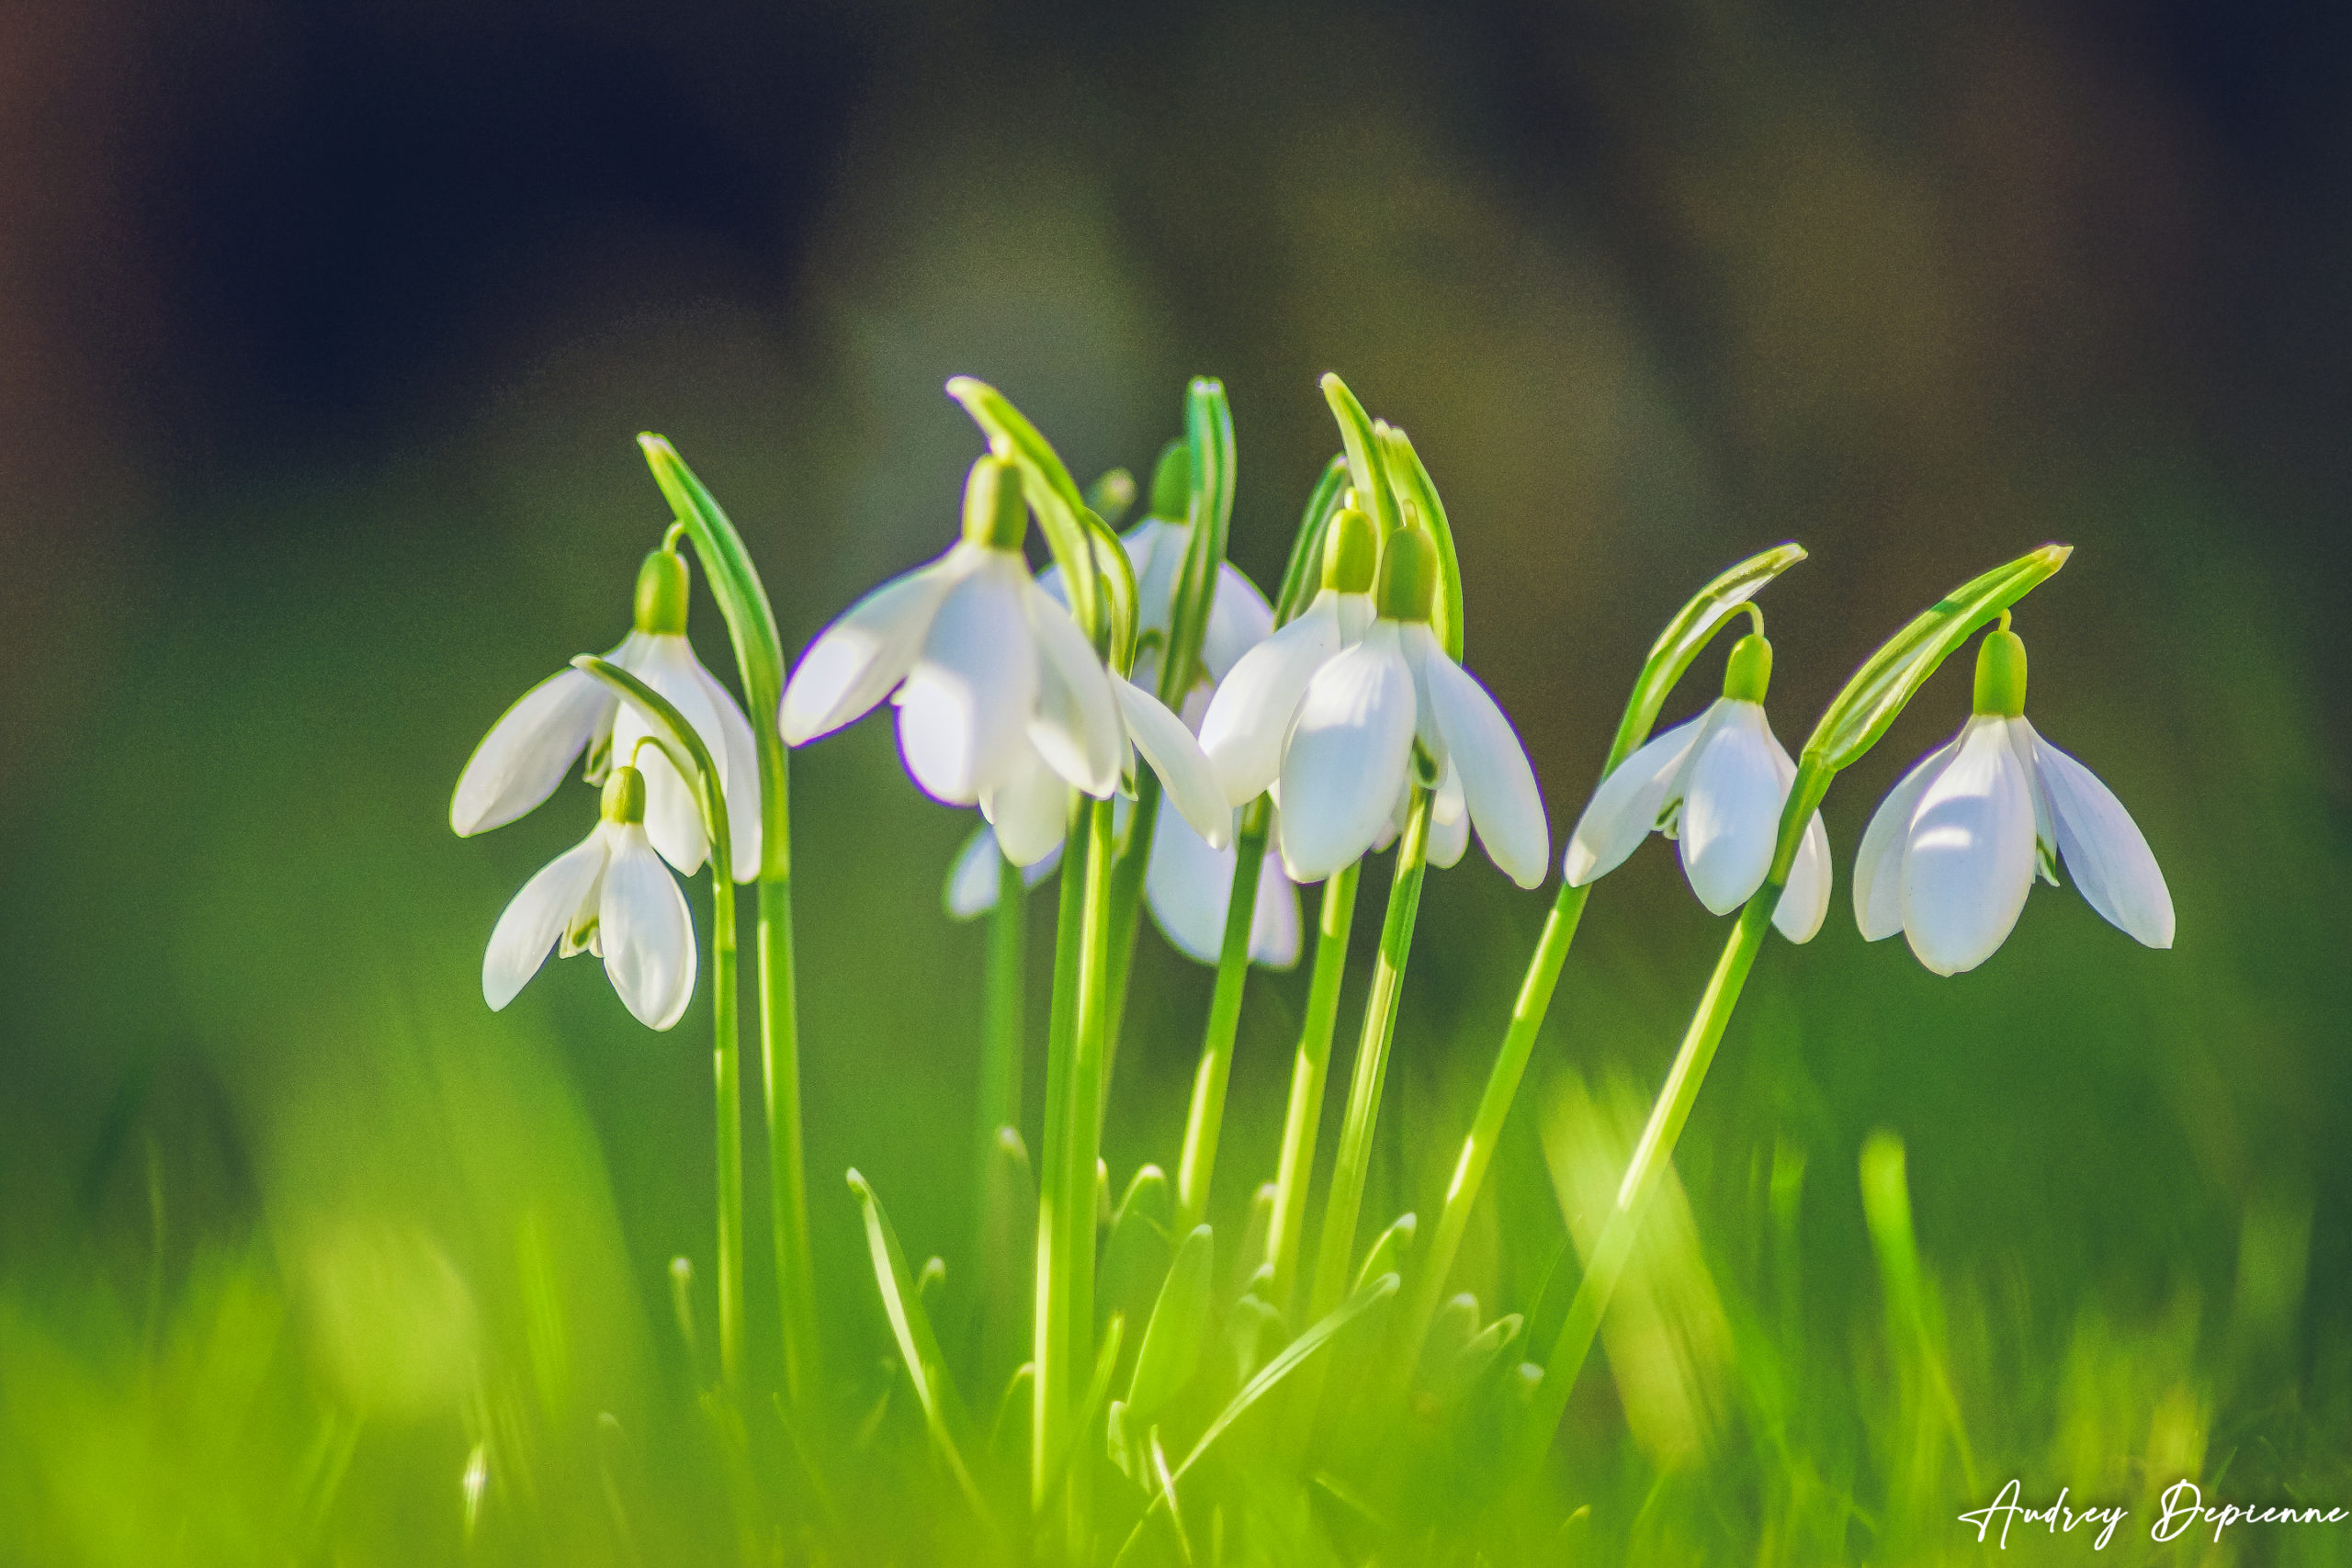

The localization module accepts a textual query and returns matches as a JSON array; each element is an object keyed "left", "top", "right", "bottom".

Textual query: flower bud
[
  {"left": 1973, "top": 627, "right": 2028, "bottom": 717},
  {"left": 1722, "top": 632, "right": 1773, "bottom": 703},
  {"left": 1376, "top": 526, "right": 1439, "bottom": 623},
  {"left": 634, "top": 548, "right": 691, "bottom": 636},
  {"left": 602, "top": 763, "right": 647, "bottom": 825},
  {"left": 1322, "top": 508, "right": 1378, "bottom": 595},
  {"left": 1149, "top": 439, "right": 1191, "bottom": 520},
  {"left": 961, "top": 455, "right": 1028, "bottom": 551}
]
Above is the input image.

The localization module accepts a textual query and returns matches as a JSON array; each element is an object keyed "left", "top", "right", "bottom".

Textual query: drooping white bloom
[
  {"left": 1561, "top": 633, "right": 1830, "bottom": 942},
  {"left": 779, "top": 457, "right": 1229, "bottom": 854},
  {"left": 450, "top": 549, "right": 761, "bottom": 882},
  {"left": 1272, "top": 526, "right": 1549, "bottom": 888},
  {"left": 482, "top": 766, "right": 697, "bottom": 1029},
  {"left": 1196, "top": 503, "right": 1382, "bottom": 812},
  {"left": 1852, "top": 628, "right": 2173, "bottom": 975}
]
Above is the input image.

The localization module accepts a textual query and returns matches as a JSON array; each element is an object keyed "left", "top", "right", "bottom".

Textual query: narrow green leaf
[
  {"left": 1352, "top": 1212, "right": 1417, "bottom": 1296},
  {"left": 1159, "top": 378, "right": 1236, "bottom": 705},
  {"left": 1603, "top": 544, "right": 1808, "bottom": 779},
  {"left": 1374, "top": 426, "right": 1466, "bottom": 661},
  {"left": 988, "top": 1361, "right": 1035, "bottom": 1471},
  {"left": 1041, "top": 1312, "right": 1126, "bottom": 1506},
  {"left": 844, "top": 1170, "right": 996, "bottom": 1536},
  {"left": 1804, "top": 544, "right": 2070, "bottom": 771},
  {"left": 1127, "top": 1225, "right": 1216, "bottom": 1417},
  {"left": 1272, "top": 455, "right": 1351, "bottom": 626},
  {"left": 1317, "top": 375, "right": 1400, "bottom": 537},
  {"left": 1226, "top": 1294, "right": 1283, "bottom": 1385},
  {"left": 1148, "top": 1425, "right": 1196, "bottom": 1566}
]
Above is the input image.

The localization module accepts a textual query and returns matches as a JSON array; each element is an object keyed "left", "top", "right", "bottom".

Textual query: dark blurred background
[{"left": 1, "top": 0, "right": 2346, "bottom": 1555}]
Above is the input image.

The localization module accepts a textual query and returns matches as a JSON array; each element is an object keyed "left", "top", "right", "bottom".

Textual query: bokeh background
[{"left": 2, "top": 0, "right": 2346, "bottom": 1561}]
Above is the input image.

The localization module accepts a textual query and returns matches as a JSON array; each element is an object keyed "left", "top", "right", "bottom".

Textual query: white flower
[
  {"left": 1043, "top": 512, "right": 1275, "bottom": 698},
  {"left": 779, "top": 457, "right": 1229, "bottom": 853},
  {"left": 450, "top": 550, "right": 761, "bottom": 882},
  {"left": 1271, "top": 528, "right": 1549, "bottom": 888},
  {"left": 1560, "top": 634, "right": 1829, "bottom": 942},
  {"left": 1852, "top": 629, "right": 2174, "bottom": 975},
  {"left": 1196, "top": 507, "right": 1380, "bottom": 806},
  {"left": 482, "top": 766, "right": 697, "bottom": 1030}
]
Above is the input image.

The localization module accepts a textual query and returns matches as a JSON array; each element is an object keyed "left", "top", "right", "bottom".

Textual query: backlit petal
[
  {"left": 1562, "top": 713, "right": 1704, "bottom": 886},
  {"left": 1406, "top": 625, "right": 1548, "bottom": 888},
  {"left": 981, "top": 740, "right": 1073, "bottom": 868},
  {"left": 1116, "top": 677, "right": 1230, "bottom": 849},
  {"left": 895, "top": 555, "right": 1037, "bottom": 807},
  {"left": 1853, "top": 739, "right": 1958, "bottom": 941},
  {"left": 1774, "top": 809, "right": 1832, "bottom": 942},
  {"left": 1198, "top": 590, "right": 1343, "bottom": 805},
  {"left": 1678, "top": 701, "right": 1781, "bottom": 915},
  {"left": 1276, "top": 623, "right": 1416, "bottom": 882},
  {"left": 1201, "top": 562, "right": 1276, "bottom": 683},
  {"left": 614, "top": 635, "right": 729, "bottom": 877},
  {"left": 1899, "top": 716, "right": 2036, "bottom": 975},
  {"left": 483, "top": 831, "right": 608, "bottom": 1010},
  {"left": 688, "top": 653, "right": 764, "bottom": 882},
  {"left": 1144, "top": 806, "right": 1243, "bottom": 964},
  {"left": 1425, "top": 760, "right": 1470, "bottom": 870},
  {"left": 2023, "top": 719, "right": 2175, "bottom": 949},
  {"left": 780, "top": 551, "right": 962, "bottom": 744},
  {"left": 451, "top": 665, "right": 615, "bottom": 836},
  {"left": 1025, "top": 580, "right": 1123, "bottom": 797},
  {"left": 598, "top": 824, "right": 698, "bottom": 1030}
]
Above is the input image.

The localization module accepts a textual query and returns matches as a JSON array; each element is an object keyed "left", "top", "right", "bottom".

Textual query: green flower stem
[
  {"left": 572, "top": 655, "right": 744, "bottom": 1389},
  {"left": 1306, "top": 788, "right": 1432, "bottom": 1326},
  {"left": 1173, "top": 798, "right": 1273, "bottom": 1233},
  {"left": 978, "top": 851, "right": 1026, "bottom": 1191},
  {"left": 1514, "top": 754, "right": 1828, "bottom": 1476},
  {"left": 1097, "top": 772, "right": 1162, "bottom": 1125},
  {"left": 639, "top": 436, "right": 820, "bottom": 1403},
  {"left": 1395, "top": 880, "right": 1593, "bottom": 1360},
  {"left": 1263, "top": 862, "right": 1363, "bottom": 1316},
  {"left": 1032, "top": 800, "right": 1089, "bottom": 1514}
]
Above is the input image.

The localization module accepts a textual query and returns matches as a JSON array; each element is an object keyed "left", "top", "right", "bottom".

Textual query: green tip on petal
[
  {"left": 1148, "top": 440, "right": 1191, "bottom": 520},
  {"left": 1973, "top": 627, "right": 2029, "bottom": 716},
  {"left": 1322, "top": 507, "right": 1379, "bottom": 595},
  {"left": 1723, "top": 632, "right": 1773, "bottom": 704},
  {"left": 633, "top": 548, "right": 691, "bottom": 636},
  {"left": 601, "top": 764, "right": 646, "bottom": 825},
  {"left": 962, "top": 456, "right": 1028, "bottom": 551},
  {"left": 1376, "top": 526, "right": 1439, "bottom": 623}
]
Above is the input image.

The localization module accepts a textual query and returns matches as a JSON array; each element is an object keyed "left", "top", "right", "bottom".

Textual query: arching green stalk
[{"left": 572, "top": 654, "right": 743, "bottom": 1390}]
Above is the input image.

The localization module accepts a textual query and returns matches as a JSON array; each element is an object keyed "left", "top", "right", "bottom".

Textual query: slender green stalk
[
  {"left": 1263, "top": 863, "right": 1362, "bottom": 1315},
  {"left": 1173, "top": 799, "right": 1272, "bottom": 1232},
  {"left": 1063, "top": 799, "right": 1121, "bottom": 1549},
  {"left": 1305, "top": 790, "right": 1432, "bottom": 1325},
  {"left": 978, "top": 851, "right": 1026, "bottom": 1184},
  {"left": 1032, "top": 802, "right": 1090, "bottom": 1514},
  {"left": 1098, "top": 773, "right": 1161, "bottom": 1124},
  {"left": 1513, "top": 888, "right": 1776, "bottom": 1476}
]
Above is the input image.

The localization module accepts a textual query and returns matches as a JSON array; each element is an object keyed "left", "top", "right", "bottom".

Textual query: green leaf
[
  {"left": 1272, "top": 455, "right": 1351, "bottom": 626},
  {"left": 1040, "top": 1312, "right": 1126, "bottom": 1507},
  {"left": 1126, "top": 1225, "right": 1216, "bottom": 1418},
  {"left": 636, "top": 436, "right": 790, "bottom": 880},
  {"left": 1374, "top": 426, "right": 1466, "bottom": 662},
  {"left": 1803, "top": 544, "right": 2072, "bottom": 772},
  {"left": 1157, "top": 379, "right": 1236, "bottom": 706},
  {"left": 1601, "top": 543, "right": 1809, "bottom": 780},
  {"left": 1318, "top": 375, "right": 1400, "bottom": 537},
  {"left": 988, "top": 1361, "right": 1034, "bottom": 1471},
  {"left": 1226, "top": 1294, "right": 1284, "bottom": 1385},
  {"left": 844, "top": 1170, "right": 996, "bottom": 1536},
  {"left": 1113, "top": 1272, "right": 1401, "bottom": 1567},
  {"left": 1353, "top": 1212, "right": 1418, "bottom": 1296}
]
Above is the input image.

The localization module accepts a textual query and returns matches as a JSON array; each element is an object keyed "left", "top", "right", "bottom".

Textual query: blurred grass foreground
[{"left": 2, "top": 2, "right": 2351, "bottom": 1564}]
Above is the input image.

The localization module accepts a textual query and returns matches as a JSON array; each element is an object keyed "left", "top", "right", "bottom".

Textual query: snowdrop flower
[
  {"left": 450, "top": 547, "right": 761, "bottom": 881},
  {"left": 1561, "top": 630, "right": 1831, "bottom": 942},
  {"left": 780, "top": 457, "right": 1230, "bottom": 858},
  {"left": 1272, "top": 525, "right": 1549, "bottom": 887},
  {"left": 1197, "top": 506, "right": 1380, "bottom": 806},
  {"left": 1853, "top": 625, "right": 2174, "bottom": 975},
  {"left": 482, "top": 765, "right": 697, "bottom": 1029}
]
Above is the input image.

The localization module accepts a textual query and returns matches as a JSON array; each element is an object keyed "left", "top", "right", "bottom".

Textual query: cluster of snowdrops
[{"left": 444, "top": 373, "right": 2170, "bottom": 1556}]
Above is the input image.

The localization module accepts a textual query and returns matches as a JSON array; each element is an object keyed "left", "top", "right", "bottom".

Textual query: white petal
[
  {"left": 1334, "top": 592, "right": 1375, "bottom": 643},
  {"left": 1116, "top": 678, "right": 1230, "bottom": 850},
  {"left": 2022, "top": 719, "right": 2175, "bottom": 949},
  {"left": 688, "top": 654, "right": 764, "bottom": 883},
  {"left": 1248, "top": 844, "right": 1301, "bottom": 969},
  {"left": 1144, "top": 806, "right": 1243, "bottom": 965},
  {"left": 1562, "top": 714, "right": 1704, "bottom": 886},
  {"left": 1899, "top": 716, "right": 2037, "bottom": 975},
  {"left": 598, "top": 824, "right": 698, "bottom": 1030},
  {"left": 1405, "top": 625, "right": 1549, "bottom": 888},
  {"left": 1129, "top": 518, "right": 1184, "bottom": 639},
  {"left": 1276, "top": 623, "right": 1417, "bottom": 883},
  {"left": 1773, "top": 810, "right": 1832, "bottom": 942},
  {"left": 780, "top": 551, "right": 963, "bottom": 744},
  {"left": 451, "top": 665, "right": 615, "bottom": 836},
  {"left": 1676, "top": 701, "right": 1782, "bottom": 915},
  {"left": 615, "top": 635, "right": 729, "bottom": 877},
  {"left": 945, "top": 825, "right": 1006, "bottom": 919},
  {"left": 895, "top": 556, "right": 1038, "bottom": 807},
  {"left": 1201, "top": 562, "right": 1276, "bottom": 684},
  {"left": 482, "top": 831, "right": 608, "bottom": 1010},
  {"left": 1852, "top": 739, "right": 1959, "bottom": 941},
  {"left": 2006, "top": 721, "right": 2062, "bottom": 886},
  {"left": 1425, "top": 759, "right": 1470, "bottom": 869},
  {"left": 1197, "top": 591, "right": 1343, "bottom": 806},
  {"left": 980, "top": 740, "right": 1073, "bottom": 868},
  {"left": 1024, "top": 580, "right": 1123, "bottom": 798}
]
